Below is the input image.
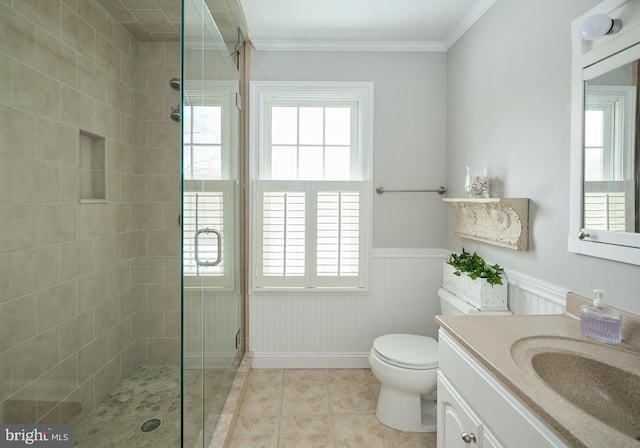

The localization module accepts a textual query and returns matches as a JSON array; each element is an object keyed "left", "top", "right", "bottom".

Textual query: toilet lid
[{"left": 372, "top": 334, "right": 438, "bottom": 369}]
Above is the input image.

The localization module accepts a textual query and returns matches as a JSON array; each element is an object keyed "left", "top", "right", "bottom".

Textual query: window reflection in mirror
[{"left": 583, "top": 61, "right": 639, "bottom": 233}]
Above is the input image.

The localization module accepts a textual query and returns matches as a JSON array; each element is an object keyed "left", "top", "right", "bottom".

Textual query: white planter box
[{"left": 442, "top": 263, "right": 508, "bottom": 311}]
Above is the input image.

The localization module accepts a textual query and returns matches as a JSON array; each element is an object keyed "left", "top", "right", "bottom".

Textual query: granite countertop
[{"left": 435, "top": 293, "right": 640, "bottom": 448}]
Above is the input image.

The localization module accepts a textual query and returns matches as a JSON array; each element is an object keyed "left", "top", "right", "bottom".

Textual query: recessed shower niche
[{"left": 79, "top": 131, "right": 107, "bottom": 202}]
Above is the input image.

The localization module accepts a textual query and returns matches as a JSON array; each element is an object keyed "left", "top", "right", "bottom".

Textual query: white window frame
[
  {"left": 183, "top": 80, "right": 239, "bottom": 291},
  {"left": 250, "top": 81, "right": 373, "bottom": 292}
]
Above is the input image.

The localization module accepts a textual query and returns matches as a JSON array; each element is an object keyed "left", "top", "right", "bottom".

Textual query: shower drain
[{"left": 140, "top": 418, "right": 162, "bottom": 433}]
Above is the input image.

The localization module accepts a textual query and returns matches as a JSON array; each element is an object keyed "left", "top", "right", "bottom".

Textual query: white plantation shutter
[
  {"left": 255, "top": 181, "right": 365, "bottom": 289},
  {"left": 256, "top": 182, "right": 306, "bottom": 288},
  {"left": 263, "top": 190, "right": 306, "bottom": 277},
  {"left": 316, "top": 190, "right": 360, "bottom": 278},
  {"left": 313, "top": 185, "right": 364, "bottom": 288},
  {"left": 584, "top": 189, "right": 627, "bottom": 231}
]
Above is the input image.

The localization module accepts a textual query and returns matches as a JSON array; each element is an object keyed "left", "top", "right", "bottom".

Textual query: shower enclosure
[
  {"left": 0, "top": 0, "right": 245, "bottom": 446},
  {"left": 181, "top": 0, "right": 246, "bottom": 446}
]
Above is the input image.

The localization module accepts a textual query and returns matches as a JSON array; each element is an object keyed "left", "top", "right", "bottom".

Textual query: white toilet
[{"left": 368, "top": 287, "right": 511, "bottom": 432}]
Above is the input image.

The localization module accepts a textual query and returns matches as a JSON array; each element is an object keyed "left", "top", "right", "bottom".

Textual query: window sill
[{"left": 251, "top": 286, "right": 369, "bottom": 295}]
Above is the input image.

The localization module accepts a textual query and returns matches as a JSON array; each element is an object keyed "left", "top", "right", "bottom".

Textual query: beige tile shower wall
[
  {"left": 133, "top": 41, "right": 182, "bottom": 366},
  {"left": 0, "top": 0, "right": 151, "bottom": 425}
]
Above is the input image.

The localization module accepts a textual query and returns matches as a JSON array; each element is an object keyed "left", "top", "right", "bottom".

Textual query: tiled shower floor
[
  {"left": 228, "top": 368, "right": 437, "bottom": 448},
  {"left": 74, "top": 365, "right": 228, "bottom": 448}
]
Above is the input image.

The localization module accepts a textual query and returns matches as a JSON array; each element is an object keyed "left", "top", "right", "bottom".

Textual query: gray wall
[
  {"left": 250, "top": 50, "right": 448, "bottom": 248},
  {"left": 446, "top": 0, "right": 640, "bottom": 314}
]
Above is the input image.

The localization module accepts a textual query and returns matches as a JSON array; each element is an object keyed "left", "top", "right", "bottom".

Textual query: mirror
[
  {"left": 569, "top": 1, "right": 640, "bottom": 265},
  {"left": 583, "top": 61, "right": 638, "bottom": 234}
]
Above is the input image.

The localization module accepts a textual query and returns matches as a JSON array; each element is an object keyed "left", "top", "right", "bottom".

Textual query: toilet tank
[{"left": 438, "top": 288, "right": 512, "bottom": 316}]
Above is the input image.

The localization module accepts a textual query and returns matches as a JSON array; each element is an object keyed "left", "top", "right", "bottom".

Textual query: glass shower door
[{"left": 182, "top": 0, "right": 243, "bottom": 446}]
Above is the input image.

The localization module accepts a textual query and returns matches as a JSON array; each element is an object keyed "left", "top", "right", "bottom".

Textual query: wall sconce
[{"left": 580, "top": 14, "right": 622, "bottom": 40}]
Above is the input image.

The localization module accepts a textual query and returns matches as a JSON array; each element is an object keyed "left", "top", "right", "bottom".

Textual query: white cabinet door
[
  {"left": 482, "top": 429, "right": 504, "bottom": 448},
  {"left": 438, "top": 373, "right": 484, "bottom": 448}
]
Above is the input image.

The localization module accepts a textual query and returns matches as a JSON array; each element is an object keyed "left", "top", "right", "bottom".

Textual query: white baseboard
[{"left": 251, "top": 352, "right": 370, "bottom": 369}]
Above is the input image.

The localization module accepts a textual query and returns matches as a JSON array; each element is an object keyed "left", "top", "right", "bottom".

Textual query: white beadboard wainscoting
[
  {"left": 506, "top": 270, "right": 567, "bottom": 315},
  {"left": 249, "top": 249, "right": 569, "bottom": 369}
]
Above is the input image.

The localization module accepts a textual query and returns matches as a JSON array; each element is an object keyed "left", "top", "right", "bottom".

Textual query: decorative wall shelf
[{"left": 443, "top": 198, "right": 529, "bottom": 251}]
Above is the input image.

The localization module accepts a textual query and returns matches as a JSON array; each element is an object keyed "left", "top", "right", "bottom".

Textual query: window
[
  {"left": 182, "top": 82, "right": 238, "bottom": 289},
  {"left": 251, "top": 82, "right": 373, "bottom": 290}
]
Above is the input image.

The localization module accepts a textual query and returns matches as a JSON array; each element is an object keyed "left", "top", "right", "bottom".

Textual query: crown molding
[
  {"left": 246, "top": 0, "right": 496, "bottom": 53},
  {"left": 445, "top": 0, "right": 496, "bottom": 50},
  {"left": 250, "top": 39, "right": 447, "bottom": 52}
]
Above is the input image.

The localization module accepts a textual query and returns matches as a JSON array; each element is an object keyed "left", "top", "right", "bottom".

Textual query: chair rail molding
[{"left": 443, "top": 198, "right": 529, "bottom": 250}]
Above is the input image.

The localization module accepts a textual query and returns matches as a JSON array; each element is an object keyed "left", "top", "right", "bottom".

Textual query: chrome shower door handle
[{"left": 194, "top": 228, "right": 222, "bottom": 267}]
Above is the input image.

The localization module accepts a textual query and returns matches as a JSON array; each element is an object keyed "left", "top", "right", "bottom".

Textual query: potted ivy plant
[{"left": 443, "top": 248, "right": 508, "bottom": 311}]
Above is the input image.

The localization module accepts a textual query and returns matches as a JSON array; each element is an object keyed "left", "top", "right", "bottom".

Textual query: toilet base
[{"left": 375, "top": 386, "right": 437, "bottom": 433}]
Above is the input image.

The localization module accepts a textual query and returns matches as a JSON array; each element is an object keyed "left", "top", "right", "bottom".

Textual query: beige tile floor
[{"left": 228, "top": 368, "right": 437, "bottom": 448}]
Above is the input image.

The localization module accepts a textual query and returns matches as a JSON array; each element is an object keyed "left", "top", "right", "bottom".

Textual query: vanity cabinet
[
  {"left": 437, "top": 330, "right": 569, "bottom": 448},
  {"left": 438, "top": 373, "right": 502, "bottom": 448}
]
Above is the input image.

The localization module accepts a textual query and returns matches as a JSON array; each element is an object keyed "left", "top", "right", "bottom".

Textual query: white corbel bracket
[{"left": 443, "top": 198, "right": 529, "bottom": 250}]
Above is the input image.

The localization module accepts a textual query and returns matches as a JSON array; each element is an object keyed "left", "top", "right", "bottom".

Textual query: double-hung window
[
  {"left": 182, "top": 81, "right": 238, "bottom": 290},
  {"left": 251, "top": 82, "right": 373, "bottom": 290}
]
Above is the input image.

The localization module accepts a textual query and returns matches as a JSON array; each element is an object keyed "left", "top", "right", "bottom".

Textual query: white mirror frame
[{"left": 569, "top": 0, "right": 640, "bottom": 265}]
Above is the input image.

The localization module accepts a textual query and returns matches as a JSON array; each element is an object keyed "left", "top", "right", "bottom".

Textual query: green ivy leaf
[{"left": 446, "top": 248, "right": 504, "bottom": 286}]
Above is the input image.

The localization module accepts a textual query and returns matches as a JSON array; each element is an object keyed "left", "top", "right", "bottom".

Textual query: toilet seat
[{"left": 372, "top": 334, "right": 438, "bottom": 370}]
